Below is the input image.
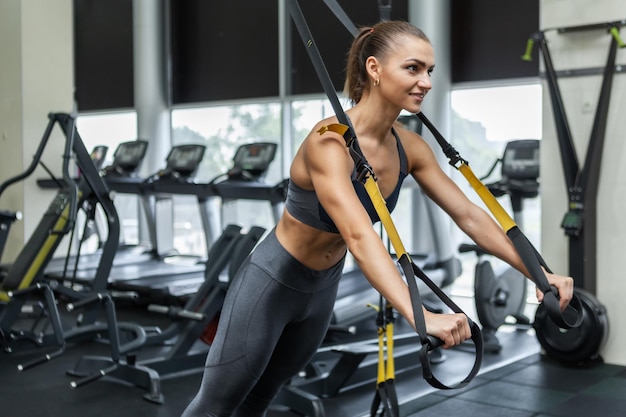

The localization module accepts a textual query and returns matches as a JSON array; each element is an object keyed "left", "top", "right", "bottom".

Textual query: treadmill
[
  {"left": 44, "top": 140, "right": 154, "bottom": 279},
  {"left": 210, "top": 142, "right": 287, "bottom": 231},
  {"left": 111, "top": 142, "right": 286, "bottom": 303},
  {"left": 45, "top": 144, "right": 210, "bottom": 301}
]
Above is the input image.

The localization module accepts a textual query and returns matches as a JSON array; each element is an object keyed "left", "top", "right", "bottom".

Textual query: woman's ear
[{"left": 365, "top": 56, "right": 381, "bottom": 84}]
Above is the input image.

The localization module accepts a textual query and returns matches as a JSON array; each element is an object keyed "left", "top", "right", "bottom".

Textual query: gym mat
[{"left": 403, "top": 355, "right": 626, "bottom": 417}]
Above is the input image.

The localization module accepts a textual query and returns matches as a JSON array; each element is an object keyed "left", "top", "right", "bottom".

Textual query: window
[
  {"left": 449, "top": 83, "right": 542, "bottom": 300},
  {"left": 289, "top": 98, "right": 335, "bottom": 153},
  {"left": 77, "top": 112, "right": 138, "bottom": 159},
  {"left": 76, "top": 112, "right": 140, "bottom": 246},
  {"left": 171, "top": 103, "right": 283, "bottom": 255},
  {"left": 451, "top": 0, "right": 539, "bottom": 83}
]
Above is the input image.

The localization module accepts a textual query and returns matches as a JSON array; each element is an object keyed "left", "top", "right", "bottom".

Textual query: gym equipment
[
  {"left": 521, "top": 21, "right": 621, "bottom": 363},
  {"left": 102, "top": 139, "right": 149, "bottom": 177},
  {"left": 44, "top": 143, "right": 210, "bottom": 299},
  {"left": 67, "top": 224, "right": 265, "bottom": 403},
  {"left": 459, "top": 139, "right": 538, "bottom": 353},
  {"left": 210, "top": 142, "right": 286, "bottom": 232},
  {"left": 0, "top": 112, "right": 144, "bottom": 363},
  {"left": 0, "top": 210, "right": 21, "bottom": 265},
  {"left": 534, "top": 288, "right": 607, "bottom": 363},
  {"left": 108, "top": 141, "right": 285, "bottom": 303},
  {"left": 210, "top": 141, "right": 277, "bottom": 182},
  {"left": 42, "top": 140, "right": 152, "bottom": 280}
]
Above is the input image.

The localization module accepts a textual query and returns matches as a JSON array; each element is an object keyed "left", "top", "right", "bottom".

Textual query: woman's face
[{"left": 376, "top": 35, "right": 434, "bottom": 114}]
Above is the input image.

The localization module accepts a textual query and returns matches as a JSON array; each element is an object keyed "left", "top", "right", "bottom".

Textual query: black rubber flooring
[
  {"left": 2, "top": 302, "right": 625, "bottom": 417},
  {"left": 402, "top": 353, "right": 626, "bottom": 417}
]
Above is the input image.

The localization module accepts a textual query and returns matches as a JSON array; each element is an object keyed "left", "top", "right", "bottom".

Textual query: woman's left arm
[{"left": 401, "top": 130, "right": 574, "bottom": 310}]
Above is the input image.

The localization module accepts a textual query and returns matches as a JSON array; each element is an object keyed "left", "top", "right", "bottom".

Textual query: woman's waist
[
  {"left": 276, "top": 212, "right": 347, "bottom": 271},
  {"left": 252, "top": 226, "right": 345, "bottom": 293}
]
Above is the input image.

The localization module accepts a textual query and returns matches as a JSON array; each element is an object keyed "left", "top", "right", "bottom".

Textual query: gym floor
[{"left": 2, "top": 297, "right": 625, "bottom": 417}]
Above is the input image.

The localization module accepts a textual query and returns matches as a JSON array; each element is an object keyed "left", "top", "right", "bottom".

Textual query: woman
[{"left": 181, "top": 20, "right": 574, "bottom": 417}]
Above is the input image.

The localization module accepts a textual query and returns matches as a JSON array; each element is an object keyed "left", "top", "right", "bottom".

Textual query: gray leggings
[{"left": 181, "top": 229, "right": 344, "bottom": 417}]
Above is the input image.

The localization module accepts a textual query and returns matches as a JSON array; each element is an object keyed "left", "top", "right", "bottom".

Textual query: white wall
[
  {"left": 540, "top": 0, "right": 626, "bottom": 365},
  {"left": 0, "top": 0, "right": 74, "bottom": 261}
]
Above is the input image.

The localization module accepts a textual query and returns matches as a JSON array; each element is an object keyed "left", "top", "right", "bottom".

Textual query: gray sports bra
[{"left": 285, "top": 129, "right": 409, "bottom": 234}]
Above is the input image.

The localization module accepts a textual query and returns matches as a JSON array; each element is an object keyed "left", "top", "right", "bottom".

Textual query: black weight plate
[{"left": 533, "top": 288, "right": 608, "bottom": 363}]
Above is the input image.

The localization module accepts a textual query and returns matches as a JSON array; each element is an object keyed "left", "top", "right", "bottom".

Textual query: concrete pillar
[
  {"left": 133, "top": 0, "right": 171, "bottom": 173},
  {"left": 409, "top": 0, "right": 452, "bottom": 141},
  {"left": 407, "top": 0, "right": 455, "bottom": 261},
  {"left": 133, "top": 0, "right": 173, "bottom": 249}
]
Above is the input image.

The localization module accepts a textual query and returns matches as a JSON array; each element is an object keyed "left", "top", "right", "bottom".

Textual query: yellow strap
[
  {"left": 376, "top": 327, "right": 386, "bottom": 384},
  {"left": 318, "top": 123, "right": 408, "bottom": 258},
  {"left": 317, "top": 123, "right": 349, "bottom": 136},
  {"left": 320, "top": 124, "right": 402, "bottom": 386},
  {"left": 363, "top": 177, "right": 410, "bottom": 259},
  {"left": 458, "top": 164, "right": 517, "bottom": 232},
  {"left": 385, "top": 322, "right": 395, "bottom": 380}
]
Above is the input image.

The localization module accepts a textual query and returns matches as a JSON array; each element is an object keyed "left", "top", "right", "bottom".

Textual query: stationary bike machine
[{"left": 459, "top": 139, "right": 539, "bottom": 353}]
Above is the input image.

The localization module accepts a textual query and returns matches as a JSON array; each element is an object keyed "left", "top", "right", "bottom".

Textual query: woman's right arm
[{"left": 301, "top": 126, "right": 471, "bottom": 348}]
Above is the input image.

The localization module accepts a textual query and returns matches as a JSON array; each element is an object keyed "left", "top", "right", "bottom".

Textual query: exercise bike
[{"left": 459, "top": 139, "right": 539, "bottom": 353}]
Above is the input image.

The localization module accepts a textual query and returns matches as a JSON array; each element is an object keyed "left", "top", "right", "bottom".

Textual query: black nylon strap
[
  {"left": 417, "top": 111, "right": 584, "bottom": 330},
  {"left": 507, "top": 227, "right": 583, "bottom": 328},
  {"left": 370, "top": 381, "right": 399, "bottom": 417},
  {"left": 399, "top": 254, "right": 483, "bottom": 389}
]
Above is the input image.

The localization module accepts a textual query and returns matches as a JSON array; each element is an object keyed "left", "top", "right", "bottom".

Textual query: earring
[{"left": 374, "top": 78, "right": 380, "bottom": 86}]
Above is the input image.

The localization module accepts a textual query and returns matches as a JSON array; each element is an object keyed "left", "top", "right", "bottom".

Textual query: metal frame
[{"left": 526, "top": 21, "right": 625, "bottom": 293}]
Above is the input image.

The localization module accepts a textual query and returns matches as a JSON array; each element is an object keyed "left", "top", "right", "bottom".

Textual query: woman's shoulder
[
  {"left": 392, "top": 121, "right": 428, "bottom": 149},
  {"left": 392, "top": 121, "right": 438, "bottom": 171}
]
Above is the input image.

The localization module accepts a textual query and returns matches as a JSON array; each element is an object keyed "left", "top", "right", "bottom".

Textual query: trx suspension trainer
[{"left": 287, "top": 2, "right": 484, "bottom": 413}]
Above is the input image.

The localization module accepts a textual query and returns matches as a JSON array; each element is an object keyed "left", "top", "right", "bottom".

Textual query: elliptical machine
[{"left": 459, "top": 139, "right": 539, "bottom": 353}]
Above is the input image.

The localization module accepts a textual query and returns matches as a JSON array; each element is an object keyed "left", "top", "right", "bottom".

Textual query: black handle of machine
[
  {"left": 0, "top": 115, "right": 58, "bottom": 198},
  {"left": 51, "top": 114, "right": 79, "bottom": 235}
]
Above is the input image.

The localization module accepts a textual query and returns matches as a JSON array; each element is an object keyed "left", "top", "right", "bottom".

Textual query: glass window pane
[
  {"left": 77, "top": 112, "right": 138, "bottom": 160},
  {"left": 450, "top": 83, "right": 542, "bottom": 300},
  {"left": 76, "top": 112, "right": 140, "bottom": 246},
  {"left": 171, "top": 103, "right": 284, "bottom": 254},
  {"left": 290, "top": 98, "right": 335, "bottom": 156}
]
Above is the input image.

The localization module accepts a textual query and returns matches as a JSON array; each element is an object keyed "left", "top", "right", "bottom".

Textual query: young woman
[{"left": 181, "top": 20, "right": 574, "bottom": 417}]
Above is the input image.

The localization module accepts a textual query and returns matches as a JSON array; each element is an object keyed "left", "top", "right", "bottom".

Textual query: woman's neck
[{"left": 347, "top": 101, "right": 399, "bottom": 143}]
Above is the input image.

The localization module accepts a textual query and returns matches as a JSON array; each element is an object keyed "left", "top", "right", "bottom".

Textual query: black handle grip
[{"left": 426, "top": 335, "right": 444, "bottom": 350}]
